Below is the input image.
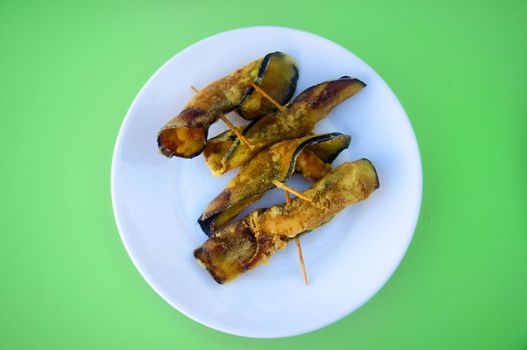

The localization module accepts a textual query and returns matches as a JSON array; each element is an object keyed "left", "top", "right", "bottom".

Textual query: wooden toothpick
[
  {"left": 295, "top": 238, "right": 308, "bottom": 285},
  {"left": 195, "top": 83, "right": 307, "bottom": 284},
  {"left": 273, "top": 180, "right": 313, "bottom": 202},
  {"left": 217, "top": 114, "right": 254, "bottom": 149},
  {"left": 281, "top": 183, "right": 309, "bottom": 286},
  {"left": 249, "top": 82, "right": 286, "bottom": 111},
  {"left": 190, "top": 86, "right": 254, "bottom": 149}
]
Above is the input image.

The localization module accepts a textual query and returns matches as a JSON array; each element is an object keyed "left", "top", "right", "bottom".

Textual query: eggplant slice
[
  {"left": 198, "top": 133, "right": 351, "bottom": 236},
  {"left": 157, "top": 52, "right": 298, "bottom": 158},
  {"left": 237, "top": 53, "right": 298, "bottom": 120},
  {"left": 203, "top": 77, "right": 365, "bottom": 175},
  {"left": 194, "top": 159, "right": 380, "bottom": 284}
]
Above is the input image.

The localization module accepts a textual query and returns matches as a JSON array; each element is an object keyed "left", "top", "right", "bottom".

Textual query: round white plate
[{"left": 111, "top": 26, "right": 422, "bottom": 338}]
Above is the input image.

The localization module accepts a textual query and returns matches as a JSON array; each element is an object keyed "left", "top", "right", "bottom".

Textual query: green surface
[{"left": 1, "top": 0, "right": 526, "bottom": 348}]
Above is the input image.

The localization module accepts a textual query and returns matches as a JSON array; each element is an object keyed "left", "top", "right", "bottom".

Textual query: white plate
[{"left": 111, "top": 26, "right": 422, "bottom": 338}]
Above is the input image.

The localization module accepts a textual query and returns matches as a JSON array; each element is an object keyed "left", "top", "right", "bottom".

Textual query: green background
[{"left": 1, "top": 0, "right": 526, "bottom": 348}]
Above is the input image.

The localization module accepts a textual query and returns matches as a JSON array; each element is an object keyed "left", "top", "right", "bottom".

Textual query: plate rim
[{"left": 111, "top": 25, "right": 423, "bottom": 338}]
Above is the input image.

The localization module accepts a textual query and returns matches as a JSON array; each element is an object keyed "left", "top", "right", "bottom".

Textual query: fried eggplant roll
[
  {"left": 158, "top": 52, "right": 298, "bottom": 158},
  {"left": 203, "top": 77, "right": 365, "bottom": 175},
  {"left": 198, "top": 133, "right": 351, "bottom": 235},
  {"left": 194, "top": 159, "right": 379, "bottom": 284}
]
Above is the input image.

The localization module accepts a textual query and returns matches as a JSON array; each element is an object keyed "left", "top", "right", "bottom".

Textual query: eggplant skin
[
  {"left": 198, "top": 193, "right": 264, "bottom": 235},
  {"left": 201, "top": 126, "right": 243, "bottom": 167},
  {"left": 203, "top": 77, "right": 365, "bottom": 175},
  {"left": 197, "top": 133, "right": 351, "bottom": 236},
  {"left": 194, "top": 159, "right": 380, "bottom": 284},
  {"left": 157, "top": 52, "right": 297, "bottom": 159},
  {"left": 237, "top": 52, "right": 299, "bottom": 120}
]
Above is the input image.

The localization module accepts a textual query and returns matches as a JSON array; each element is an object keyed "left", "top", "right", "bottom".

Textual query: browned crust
[
  {"left": 194, "top": 159, "right": 380, "bottom": 284},
  {"left": 157, "top": 52, "right": 298, "bottom": 158},
  {"left": 198, "top": 133, "right": 350, "bottom": 236},
  {"left": 203, "top": 77, "right": 365, "bottom": 174}
]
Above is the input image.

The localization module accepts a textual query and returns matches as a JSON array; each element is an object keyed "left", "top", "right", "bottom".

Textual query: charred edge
[
  {"left": 356, "top": 78, "right": 366, "bottom": 87},
  {"left": 193, "top": 247, "right": 226, "bottom": 284},
  {"left": 284, "top": 133, "right": 347, "bottom": 178},
  {"left": 197, "top": 214, "right": 216, "bottom": 236},
  {"left": 198, "top": 190, "right": 232, "bottom": 235},
  {"left": 236, "top": 52, "right": 278, "bottom": 119},
  {"left": 198, "top": 192, "right": 266, "bottom": 236},
  {"left": 291, "top": 78, "right": 366, "bottom": 106},
  {"left": 156, "top": 134, "right": 173, "bottom": 158},
  {"left": 360, "top": 158, "right": 380, "bottom": 189},
  {"left": 338, "top": 76, "right": 366, "bottom": 87},
  {"left": 310, "top": 78, "right": 366, "bottom": 109}
]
